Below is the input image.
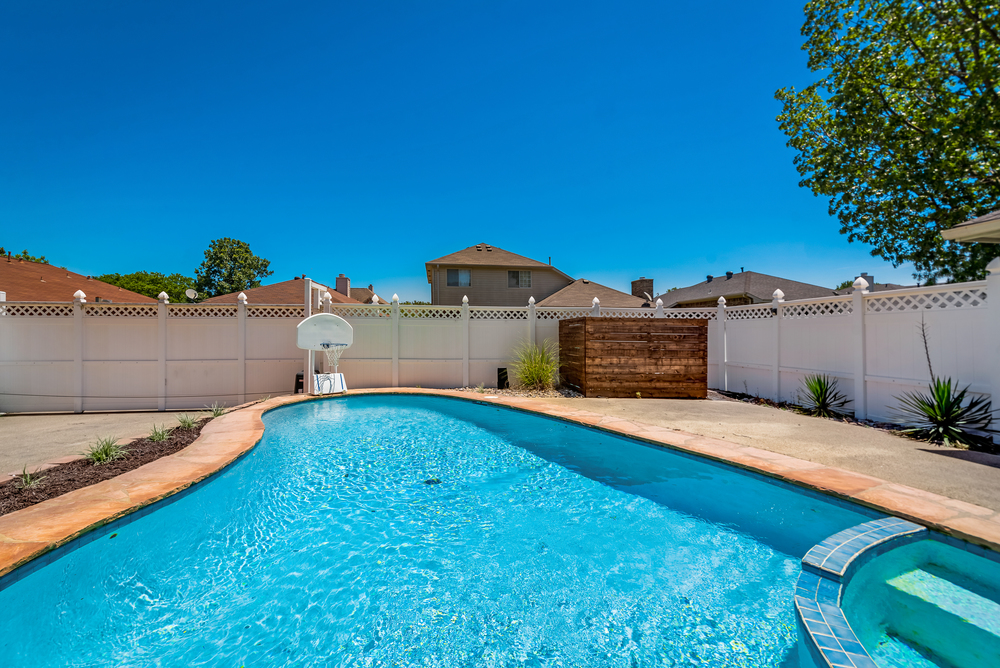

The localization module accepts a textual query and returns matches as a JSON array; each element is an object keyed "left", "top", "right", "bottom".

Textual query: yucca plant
[
  {"left": 176, "top": 414, "right": 198, "bottom": 429},
  {"left": 894, "top": 378, "right": 994, "bottom": 449},
  {"left": 797, "top": 374, "right": 851, "bottom": 418},
  {"left": 149, "top": 424, "right": 172, "bottom": 442},
  {"left": 84, "top": 436, "right": 128, "bottom": 465},
  {"left": 206, "top": 402, "right": 227, "bottom": 417},
  {"left": 17, "top": 466, "right": 46, "bottom": 489},
  {"left": 510, "top": 340, "right": 559, "bottom": 390}
]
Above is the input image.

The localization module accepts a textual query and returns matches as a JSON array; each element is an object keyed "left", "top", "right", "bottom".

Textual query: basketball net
[{"left": 321, "top": 343, "right": 347, "bottom": 373}]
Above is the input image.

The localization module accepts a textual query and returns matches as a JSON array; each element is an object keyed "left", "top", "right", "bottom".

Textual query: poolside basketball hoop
[{"left": 297, "top": 313, "right": 354, "bottom": 395}]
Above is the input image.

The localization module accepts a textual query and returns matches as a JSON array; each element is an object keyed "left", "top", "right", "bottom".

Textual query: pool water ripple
[{"left": 0, "top": 395, "right": 872, "bottom": 666}]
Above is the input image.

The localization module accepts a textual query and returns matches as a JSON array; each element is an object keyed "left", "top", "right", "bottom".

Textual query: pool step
[{"left": 884, "top": 567, "right": 1000, "bottom": 667}]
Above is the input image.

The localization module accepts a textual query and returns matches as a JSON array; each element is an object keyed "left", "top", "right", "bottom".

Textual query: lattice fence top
[
  {"left": 602, "top": 308, "right": 657, "bottom": 318},
  {"left": 246, "top": 306, "right": 306, "bottom": 318},
  {"left": 536, "top": 308, "right": 591, "bottom": 320},
  {"left": 401, "top": 306, "right": 463, "bottom": 320},
  {"left": 0, "top": 303, "right": 75, "bottom": 317},
  {"left": 866, "top": 286, "right": 988, "bottom": 313},
  {"left": 726, "top": 306, "right": 773, "bottom": 321},
  {"left": 782, "top": 299, "right": 853, "bottom": 319},
  {"left": 470, "top": 307, "right": 527, "bottom": 320},
  {"left": 168, "top": 304, "right": 238, "bottom": 318},
  {"left": 329, "top": 306, "right": 391, "bottom": 318},
  {"left": 84, "top": 304, "right": 158, "bottom": 318},
  {"left": 662, "top": 309, "right": 717, "bottom": 320}
]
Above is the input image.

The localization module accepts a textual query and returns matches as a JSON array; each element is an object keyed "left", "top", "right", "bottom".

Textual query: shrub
[
  {"left": 206, "top": 402, "right": 226, "bottom": 418},
  {"left": 797, "top": 374, "right": 851, "bottom": 418},
  {"left": 510, "top": 340, "right": 559, "bottom": 390},
  {"left": 17, "top": 466, "right": 46, "bottom": 489},
  {"left": 176, "top": 414, "right": 198, "bottom": 429},
  {"left": 84, "top": 436, "right": 128, "bottom": 465},
  {"left": 893, "top": 378, "right": 995, "bottom": 450},
  {"left": 149, "top": 424, "right": 172, "bottom": 442}
]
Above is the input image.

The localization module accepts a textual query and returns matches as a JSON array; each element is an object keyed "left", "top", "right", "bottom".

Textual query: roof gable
[
  {"left": 0, "top": 259, "right": 156, "bottom": 302},
  {"left": 425, "top": 243, "right": 572, "bottom": 282},
  {"left": 537, "top": 278, "right": 646, "bottom": 308}
]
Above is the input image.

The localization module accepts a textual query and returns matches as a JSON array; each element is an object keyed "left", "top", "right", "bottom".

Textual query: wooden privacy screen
[{"left": 558, "top": 317, "right": 708, "bottom": 398}]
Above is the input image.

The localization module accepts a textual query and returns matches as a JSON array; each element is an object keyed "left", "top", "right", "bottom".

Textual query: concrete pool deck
[{"left": 1, "top": 389, "right": 999, "bottom": 581}]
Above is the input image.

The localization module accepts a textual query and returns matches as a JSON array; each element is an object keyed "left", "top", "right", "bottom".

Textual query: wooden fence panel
[{"left": 559, "top": 317, "right": 707, "bottom": 398}]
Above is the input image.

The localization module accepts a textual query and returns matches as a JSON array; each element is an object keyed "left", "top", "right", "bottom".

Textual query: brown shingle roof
[
  {"left": 348, "top": 285, "right": 389, "bottom": 304},
  {"left": 201, "top": 278, "right": 361, "bottom": 304},
  {"left": 425, "top": 243, "right": 572, "bottom": 283},
  {"left": 537, "top": 279, "right": 646, "bottom": 308},
  {"left": 0, "top": 259, "right": 155, "bottom": 302},
  {"left": 656, "top": 271, "right": 835, "bottom": 307}
]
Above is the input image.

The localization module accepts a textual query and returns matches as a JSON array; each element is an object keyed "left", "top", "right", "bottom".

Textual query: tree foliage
[
  {"left": 776, "top": 0, "right": 1000, "bottom": 283},
  {"left": 194, "top": 238, "right": 273, "bottom": 298},
  {"left": 0, "top": 246, "right": 48, "bottom": 264},
  {"left": 96, "top": 271, "right": 197, "bottom": 303}
]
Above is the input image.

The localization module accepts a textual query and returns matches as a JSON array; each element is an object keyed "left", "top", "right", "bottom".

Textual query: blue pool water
[{"left": 0, "top": 395, "right": 874, "bottom": 666}]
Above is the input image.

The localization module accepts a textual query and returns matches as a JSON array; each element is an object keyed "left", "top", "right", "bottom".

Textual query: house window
[
  {"left": 447, "top": 269, "right": 471, "bottom": 287},
  {"left": 508, "top": 270, "right": 531, "bottom": 288}
]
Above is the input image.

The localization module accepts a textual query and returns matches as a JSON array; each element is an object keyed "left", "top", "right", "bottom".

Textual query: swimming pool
[{"left": 0, "top": 395, "right": 876, "bottom": 666}]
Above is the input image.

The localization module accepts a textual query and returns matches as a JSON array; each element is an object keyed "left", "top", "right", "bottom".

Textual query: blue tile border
[{"left": 795, "top": 516, "right": 961, "bottom": 668}]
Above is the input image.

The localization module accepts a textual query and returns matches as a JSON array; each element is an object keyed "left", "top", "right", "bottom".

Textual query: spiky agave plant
[
  {"left": 797, "top": 374, "right": 851, "bottom": 418},
  {"left": 894, "top": 378, "right": 994, "bottom": 449}
]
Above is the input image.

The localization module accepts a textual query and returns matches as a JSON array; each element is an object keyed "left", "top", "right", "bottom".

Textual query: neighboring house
[
  {"left": 537, "top": 278, "right": 646, "bottom": 308},
  {"left": 425, "top": 243, "right": 574, "bottom": 306},
  {"left": 0, "top": 257, "right": 155, "bottom": 302},
  {"left": 331, "top": 273, "right": 389, "bottom": 304},
  {"left": 202, "top": 275, "right": 361, "bottom": 308},
  {"left": 655, "top": 270, "right": 836, "bottom": 308},
  {"left": 833, "top": 272, "right": 914, "bottom": 295}
]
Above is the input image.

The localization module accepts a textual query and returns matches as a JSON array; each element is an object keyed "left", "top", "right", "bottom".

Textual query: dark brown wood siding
[{"left": 558, "top": 317, "right": 707, "bottom": 398}]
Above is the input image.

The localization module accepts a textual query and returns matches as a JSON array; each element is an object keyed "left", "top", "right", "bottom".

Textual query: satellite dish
[{"left": 185, "top": 289, "right": 198, "bottom": 300}]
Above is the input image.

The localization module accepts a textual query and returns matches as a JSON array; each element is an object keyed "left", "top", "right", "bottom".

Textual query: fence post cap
[
  {"left": 321, "top": 291, "right": 332, "bottom": 303},
  {"left": 237, "top": 292, "right": 248, "bottom": 304},
  {"left": 987, "top": 257, "right": 1000, "bottom": 274},
  {"left": 655, "top": 298, "right": 663, "bottom": 306},
  {"left": 158, "top": 292, "right": 170, "bottom": 303},
  {"left": 772, "top": 289, "right": 784, "bottom": 301},
  {"left": 852, "top": 276, "right": 870, "bottom": 291},
  {"left": 73, "top": 290, "right": 86, "bottom": 301},
  {"left": 392, "top": 293, "right": 399, "bottom": 303},
  {"left": 717, "top": 296, "right": 726, "bottom": 305},
  {"left": 528, "top": 296, "right": 535, "bottom": 305},
  {"left": 592, "top": 297, "right": 600, "bottom": 306},
  {"left": 462, "top": 295, "right": 469, "bottom": 304}
]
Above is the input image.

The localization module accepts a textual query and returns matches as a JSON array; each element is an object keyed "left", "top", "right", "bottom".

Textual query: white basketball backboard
[{"left": 297, "top": 313, "right": 354, "bottom": 351}]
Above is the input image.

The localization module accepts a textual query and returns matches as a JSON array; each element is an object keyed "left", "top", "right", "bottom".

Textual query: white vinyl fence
[{"left": 1, "top": 268, "right": 998, "bottom": 426}]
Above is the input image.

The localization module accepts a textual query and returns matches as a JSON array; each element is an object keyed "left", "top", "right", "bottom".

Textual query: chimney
[
  {"left": 631, "top": 276, "right": 654, "bottom": 299},
  {"left": 706, "top": 275, "right": 713, "bottom": 283},
  {"left": 726, "top": 271, "right": 733, "bottom": 279},
  {"left": 860, "top": 272, "right": 874, "bottom": 285},
  {"left": 335, "top": 273, "right": 350, "bottom": 296}
]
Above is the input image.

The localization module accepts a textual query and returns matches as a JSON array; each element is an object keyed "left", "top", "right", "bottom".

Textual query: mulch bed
[
  {"left": 0, "top": 418, "right": 211, "bottom": 517},
  {"left": 454, "top": 386, "right": 583, "bottom": 399}
]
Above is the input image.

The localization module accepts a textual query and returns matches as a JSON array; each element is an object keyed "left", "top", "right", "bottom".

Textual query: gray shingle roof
[{"left": 656, "top": 271, "right": 836, "bottom": 307}]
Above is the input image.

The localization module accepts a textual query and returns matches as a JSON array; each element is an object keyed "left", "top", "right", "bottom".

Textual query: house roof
[
  {"left": 940, "top": 209, "right": 1000, "bottom": 243},
  {"left": 537, "top": 279, "right": 646, "bottom": 308},
  {"left": 425, "top": 243, "right": 573, "bottom": 282},
  {"left": 833, "top": 282, "right": 914, "bottom": 296},
  {"left": 349, "top": 285, "right": 389, "bottom": 304},
  {"left": 201, "top": 278, "right": 361, "bottom": 304},
  {"left": 0, "top": 258, "right": 156, "bottom": 302},
  {"left": 656, "top": 271, "right": 836, "bottom": 307}
]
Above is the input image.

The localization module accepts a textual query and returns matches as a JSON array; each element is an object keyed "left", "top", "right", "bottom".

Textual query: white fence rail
[{"left": 1, "top": 266, "right": 998, "bottom": 425}]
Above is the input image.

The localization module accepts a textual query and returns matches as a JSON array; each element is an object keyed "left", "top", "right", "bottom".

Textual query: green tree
[
  {"left": 194, "top": 238, "right": 273, "bottom": 298},
  {"left": 96, "top": 271, "right": 197, "bottom": 303},
  {"left": 775, "top": 0, "right": 1000, "bottom": 283},
  {"left": 0, "top": 247, "right": 48, "bottom": 264},
  {"left": 834, "top": 280, "right": 854, "bottom": 291}
]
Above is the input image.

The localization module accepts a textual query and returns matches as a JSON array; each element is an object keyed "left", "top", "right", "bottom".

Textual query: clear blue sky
[{"left": 1, "top": 0, "right": 916, "bottom": 301}]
